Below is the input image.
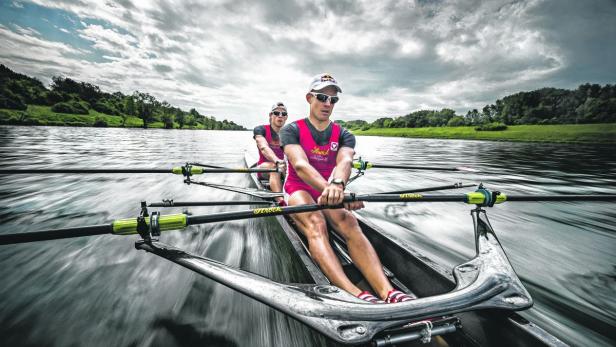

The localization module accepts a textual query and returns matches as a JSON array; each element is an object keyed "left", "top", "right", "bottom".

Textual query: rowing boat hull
[{"left": 244, "top": 151, "right": 564, "bottom": 347}]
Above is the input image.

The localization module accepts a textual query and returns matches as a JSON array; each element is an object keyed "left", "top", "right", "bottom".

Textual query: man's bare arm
[
  {"left": 330, "top": 147, "right": 355, "bottom": 184},
  {"left": 255, "top": 135, "right": 283, "bottom": 162}
]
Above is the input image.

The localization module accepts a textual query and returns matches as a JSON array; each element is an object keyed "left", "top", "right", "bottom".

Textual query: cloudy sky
[{"left": 1, "top": 0, "right": 615, "bottom": 128}]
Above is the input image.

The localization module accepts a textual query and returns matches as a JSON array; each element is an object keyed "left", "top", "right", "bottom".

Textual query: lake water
[{"left": 0, "top": 125, "right": 614, "bottom": 346}]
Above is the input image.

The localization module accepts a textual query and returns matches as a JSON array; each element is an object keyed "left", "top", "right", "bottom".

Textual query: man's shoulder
[
  {"left": 281, "top": 121, "right": 299, "bottom": 132},
  {"left": 253, "top": 124, "right": 267, "bottom": 138},
  {"left": 280, "top": 121, "right": 301, "bottom": 146}
]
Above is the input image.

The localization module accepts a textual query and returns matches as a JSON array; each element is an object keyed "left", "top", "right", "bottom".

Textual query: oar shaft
[
  {"left": 358, "top": 194, "right": 465, "bottom": 202},
  {"left": 0, "top": 168, "right": 277, "bottom": 175},
  {"left": 187, "top": 204, "right": 341, "bottom": 224},
  {"left": 353, "top": 161, "right": 476, "bottom": 172},
  {"left": 369, "top": 164, "right": 459, "bottom": 171},
  {"left": 377, "top": 183, "right": 476, "bottom": 195},
  {"left": 191, "top": 168, "right": 278, "bottom": 173},
  {"left": 149, "top": 201, "right": 272, "bottom": 207},
  {"left": 188, "top": 162, "right": 225, "bottom": 169},
  {"left": 505, "top": 195, "right": 616, "bottom": 201},
  {"left": 0, "top": 169, "right": 171, "bottom": 174},
  {"left": 0, "top": 224, "right": 113, "bottom": 245},
  {"left": 357, "top": 193, "right": 616, "bottom": 203}
]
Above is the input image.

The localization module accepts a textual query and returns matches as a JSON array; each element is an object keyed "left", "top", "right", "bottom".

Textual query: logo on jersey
[
  {"left": 311, "top": 146, "right": 329, "bottom": 156},
  {"left": 330, "top": 142, "right": 339, "bottom": 151}
]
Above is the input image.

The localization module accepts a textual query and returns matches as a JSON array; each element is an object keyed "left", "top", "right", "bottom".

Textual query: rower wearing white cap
[{"left": 280, "top": 73, "right": 413, "bottom": 303}]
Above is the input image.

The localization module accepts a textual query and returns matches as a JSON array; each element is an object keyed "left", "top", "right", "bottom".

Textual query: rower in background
[
  {"left": 280, "top": 73, "right": 413, "bottom": 304},
  {"left": 253, "top": 102, "right": 288, "bottom": 206}
]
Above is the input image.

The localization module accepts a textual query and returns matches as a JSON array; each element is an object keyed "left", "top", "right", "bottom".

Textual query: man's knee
[
  {"left": 304, "top": 214, "right": 328, "bottom": 241},
  {"left": 329, "top": 210, "right": 358, "bottom": 229}
]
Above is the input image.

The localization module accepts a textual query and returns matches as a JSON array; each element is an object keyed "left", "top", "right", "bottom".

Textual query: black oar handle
[{"left": 0, "top": 224, "right": 113, "bottom": 245}]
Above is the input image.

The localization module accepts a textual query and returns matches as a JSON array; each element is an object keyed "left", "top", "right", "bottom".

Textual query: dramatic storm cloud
[{"left": 0, "top": 0, "right": 614, "bottom": 127}]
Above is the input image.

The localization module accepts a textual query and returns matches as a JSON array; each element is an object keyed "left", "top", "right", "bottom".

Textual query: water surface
[{"left": 0, "top": 126, "right": 614, "bottom": 346}]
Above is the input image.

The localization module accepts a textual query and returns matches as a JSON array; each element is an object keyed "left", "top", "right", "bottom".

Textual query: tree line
[
  {"left": 0, "top": 64, "right": 244, "bottom": 130},
  {"left": 337, "top": 83, "right": 616, "bottom": 130}
]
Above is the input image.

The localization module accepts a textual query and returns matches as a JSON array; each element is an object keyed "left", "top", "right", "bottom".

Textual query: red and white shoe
[
  {"left": 357, "top": 291, "right": 385, "bottom": 304},
  {"left": 386, "top": 289, "right": 414, "bottom": 303}
]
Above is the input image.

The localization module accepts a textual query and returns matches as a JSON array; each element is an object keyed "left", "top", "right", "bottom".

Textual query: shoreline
[
  {"left": 351, "top": 123, "right": 616, "bottom": 145},
  {"left": 0, "top": 106, "right": 245, "bottom": 130}
]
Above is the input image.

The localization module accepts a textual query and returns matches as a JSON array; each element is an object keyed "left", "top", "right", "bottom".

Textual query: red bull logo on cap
[{"left": 321, "top": 74, "right": 335, "bottom": 82}]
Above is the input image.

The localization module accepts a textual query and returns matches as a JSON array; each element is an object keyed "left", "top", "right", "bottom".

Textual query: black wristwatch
[{"left": 330, "top": 178, "right": 345, "bottom": 189}]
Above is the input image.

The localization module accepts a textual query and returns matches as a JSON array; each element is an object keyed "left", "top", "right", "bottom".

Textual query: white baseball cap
[
  {"left": 308, "top": 73, "right": 342, "bottom": 93},
  {"left": 270, "top": 101, "right": 287, "bottom": 112}
]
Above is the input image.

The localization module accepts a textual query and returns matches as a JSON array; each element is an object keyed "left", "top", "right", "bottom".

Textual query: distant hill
[
  {"left": 0, "top": 64, "right": 245, "bottom": 130},
  {"left": 336, "top": 84, "right": 616, "bottom": 131}
]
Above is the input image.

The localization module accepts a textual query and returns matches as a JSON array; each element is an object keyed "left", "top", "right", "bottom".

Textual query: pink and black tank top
[
  {"left": 284, "top": 119, "right": 341, "bottom": 200},
  {"left": 257, "top": 124, "right": 284, "bottom": 165}
]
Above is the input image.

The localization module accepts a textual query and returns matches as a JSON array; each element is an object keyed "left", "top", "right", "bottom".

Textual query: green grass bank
[
  {"left": 0, "top": 106, "right": 213, "bottom": 129},
  {"left": 352, "top": 123, "right": 616, "bottom": 144}
]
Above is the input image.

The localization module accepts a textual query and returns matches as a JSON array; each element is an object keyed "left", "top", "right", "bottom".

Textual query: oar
[
  {"left": 2, "top": 191, "right": 615, "bottom": 245},
  {"left": 187, "top": 162, "right": 225, "bottom": 169},
  {"left": 353, "top": 160, "right": 478, "bottom": 172},
  {"left": 148, "top": 200, "right": 273, "bottom": 207},
  {"left": 187, "top": 180, "right": 284, "bottom": 199},
  {"left": 375, "top": 182, "right": 476, "bottom": 195},
  {"left": 0, "top": 166, "right": 277, "bottom": 175}
]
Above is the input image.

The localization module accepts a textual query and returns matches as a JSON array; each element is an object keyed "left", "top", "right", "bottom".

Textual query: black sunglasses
[
  {"left": 310, "top": 92, "right": 339, "bottom": 104},
  {"left": 272, "top": 111, "right": 288, "bottom": 117}
]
